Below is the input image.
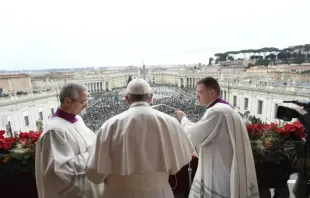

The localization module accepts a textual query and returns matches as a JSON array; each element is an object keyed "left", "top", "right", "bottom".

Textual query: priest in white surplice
[
  {"left": 35, "top": 82, "right": 104, "bottom": 198},
  {"left": 86, "top": 78, "right": 195, "bottom": 198},
  {"left": 176, "top": 77, "right": 259, "bottom": 198}
]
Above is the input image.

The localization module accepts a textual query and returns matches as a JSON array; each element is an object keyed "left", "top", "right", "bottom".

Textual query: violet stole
[
  {"left": 207, "top": 98, "right": 234, "bottom": 109},
  {"left": 51, "top": 108, "right": 78, "bottom": 123}
]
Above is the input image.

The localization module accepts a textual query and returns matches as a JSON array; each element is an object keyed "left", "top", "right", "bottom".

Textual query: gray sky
[{"left": 0, "top": 0, "right": 309, "bottom": 70}]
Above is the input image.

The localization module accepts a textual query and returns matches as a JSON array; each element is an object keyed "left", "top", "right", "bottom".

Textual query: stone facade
[
  {"left": 0, "top": 91, "right": 59, "bottom": 135},
  {"left": 0, "top": 74, "right": 32, "bottom": 94}
]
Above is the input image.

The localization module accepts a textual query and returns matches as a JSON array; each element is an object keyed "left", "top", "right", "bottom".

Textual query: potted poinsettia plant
[
  {"left": 0, "top": 130, "right": 42, "bottom": 198},
  {"left": 246, "top": 121, "right": 305, "bottom": 189},
  {"left": 0, "top": 130, "right": 42, "bottom": 178},
  {"left": 246, "top": 121, "right": 305, "bottom": 164}
]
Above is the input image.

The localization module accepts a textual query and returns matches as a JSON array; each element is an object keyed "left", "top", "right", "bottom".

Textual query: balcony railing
[
  {"left": 220, "top": 82, "right": 310, "bottom": 96},
  {"left": 0, "top": 90, "right": 59, "bottom": 106}
]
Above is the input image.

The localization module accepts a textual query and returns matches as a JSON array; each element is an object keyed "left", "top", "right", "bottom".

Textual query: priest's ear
[
  {"left": 147, "top": 93, "right": 153, "bottom": 103},
  {"left": 63, "top": 96, "right": 73, "bottom": 105},
  {"left": 124, "top": 95, "right": 131, "bottom": 105}
]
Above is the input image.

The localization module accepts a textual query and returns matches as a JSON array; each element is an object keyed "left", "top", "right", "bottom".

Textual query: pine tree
[{"left": 127, "top": 75, "right": 132, "bottom": 84}]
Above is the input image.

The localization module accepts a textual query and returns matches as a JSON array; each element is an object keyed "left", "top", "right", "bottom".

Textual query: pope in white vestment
[
  {"left": 176, "top": 77, "right": 259, "bottom": 198},
  {"left": 86, "top": 78, "right": 195, "bottom": 198},
  {"left": 35, "top": 83, "right": 103, "bottom": 198}
]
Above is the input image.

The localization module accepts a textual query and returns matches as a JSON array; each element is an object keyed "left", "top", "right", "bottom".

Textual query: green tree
[
  {"left": 214, "top": 53, "right": 228, "bottom": 61},
  {"left": 127, "top": 75, "right": 132, "bottom": 84},
  {"left": 277, "top": 50, "right": 292, "bottom": 60},
  {"left": 304, "top": 44, "right": 310, "bottom": 61},
  {"left": 215, "top": 58, "right": 219, "bottom": 64},
  {"left": 36, "top": 120, "right": 43, "bottom": 131},
  {"left": 208, "top": 57, "right": 214, "bottom": 65},
  {"left": 227, "top": 56, "right": 234, "bottom": 61},
  {"left": 293, "top": 51, "right": 305, "bottom": 64},
  {"left": 255, "top": 59, "right": 269, "bottom": 66}
]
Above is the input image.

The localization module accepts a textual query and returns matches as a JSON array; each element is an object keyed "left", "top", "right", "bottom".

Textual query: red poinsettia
[
  {"left": 285, "top": 121, "right": 305, "bottom": 138},
  {"left": 247, "top": 121, "right": 305, "bottom": 139},
  {"left": 1, "top": 130, "right": 43, "bottom": 177},
  {"left": 0, "top": 130, "right": 17, "bottom": 150},
  {"left": 19, "top": 131, "right": 42, "bottom": 146},
  {"left": 246, "top": 123, "right": 282, "bottom": 138},
  {"left": 0, "top": 130, "right": 43, "bottom": 151},
  {"left": 274, "top": 121, "right": 305, "bottom": 138},
  {"left": 246, "top": 124, "right": 265, "bottom": 137},
  {"left": 246, "top": 121, "right": 305, "bottom": 164}
]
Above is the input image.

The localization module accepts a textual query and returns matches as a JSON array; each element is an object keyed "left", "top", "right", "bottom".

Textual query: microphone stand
[
  {"left": 151, "top": 104, "right": 177, "bottom": 111},
  {"left": 151, "top": 103, "right": 193, "bottom": 191},
  {"left": 294, "top": 136, "right": 310, "bottom": 198},
  {"left": 188, "top": 162, "right": 192, "bottom": 190}
]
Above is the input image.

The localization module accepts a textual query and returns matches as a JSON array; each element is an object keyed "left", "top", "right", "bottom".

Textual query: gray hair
[
  {"left": 127, "top": 93, "right": 152, "bottom": 102},
  {"left": 59, "top": 82, "right": 88, "bottom": 104}
]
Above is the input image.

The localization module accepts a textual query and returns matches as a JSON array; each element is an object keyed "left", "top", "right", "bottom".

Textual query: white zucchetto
[{"left": 127, "top": 78, "right": 152, "bottom": 95}]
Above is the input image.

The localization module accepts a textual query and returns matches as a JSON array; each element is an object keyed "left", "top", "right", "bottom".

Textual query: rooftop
[{"left": 0, "top": 74, "right": 29, "bottom": 79}]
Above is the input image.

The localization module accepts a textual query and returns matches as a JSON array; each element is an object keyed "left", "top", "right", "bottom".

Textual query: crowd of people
[{"left": 82, "top": 85, "right": 206, "bottom": 132}]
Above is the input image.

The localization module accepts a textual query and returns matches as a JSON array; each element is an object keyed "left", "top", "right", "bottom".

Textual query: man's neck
[
  {"left": 130, "top": 101, "right": 149, "bottom": 107},
  {"left": 207, "top": 97, "right": 220, "bottom": 108},
  {"left": 59, "top": 105, "right": 75, "bottom": 115}
]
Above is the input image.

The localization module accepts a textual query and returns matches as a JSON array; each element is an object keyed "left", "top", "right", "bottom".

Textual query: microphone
[{"left": 283, "top": 100, "right": 310, "bottom": 109}]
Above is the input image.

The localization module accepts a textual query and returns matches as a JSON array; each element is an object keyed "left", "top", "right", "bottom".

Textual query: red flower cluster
[
  {"left": 0, "top": 130, "right": 16, "bottom": 150},
  {"left": 246, "top": 121, "right": 305, "bottom": 164},
  {"left": 19, "top": 131, "right": 42, "bottom": 146},
  {"left": 0, "top": 130, "right": 42, "bottom": 151},
  {"left": 276, "top": 121, "right": 305, "bottom": 139},
  {"left": 246, "top": 121, "right": 305, "bottom": 139}
]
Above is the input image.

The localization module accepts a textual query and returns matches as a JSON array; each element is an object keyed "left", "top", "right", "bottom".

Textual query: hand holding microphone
[
  {"left": 151, "top": 104, "right": 186, "bottom": 120},
  {"left": 175, "top": 109, "right": 186, "bottom": 120}
]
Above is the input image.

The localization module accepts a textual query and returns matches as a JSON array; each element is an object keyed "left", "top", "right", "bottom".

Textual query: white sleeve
[
  {"left": 86, "top": 123, "right": 112, "bottom": 184},
  {"left": 39, "top": 130, "right": 91, "bottom": 197},
  {"left": 181, "top": 110, "right": 223, "bottom": 147},
  {"left": 180, "top": 116, "right": 195, "bottom": 127}
]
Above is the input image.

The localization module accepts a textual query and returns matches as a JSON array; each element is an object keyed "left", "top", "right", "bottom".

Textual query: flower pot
[
  {"left": 255, "top": 160, "right": 292, "bottom": 189},
  {"left": 0, "top": 173, "right": 38, "bottom": 198}
]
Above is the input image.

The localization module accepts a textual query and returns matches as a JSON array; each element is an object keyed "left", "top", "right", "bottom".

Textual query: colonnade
[
  {"left": 83, "top": 81, "right": 109, "bottom": 92},
  {"left": 178, "top": 77, "right": 203, "bottom": 87}
]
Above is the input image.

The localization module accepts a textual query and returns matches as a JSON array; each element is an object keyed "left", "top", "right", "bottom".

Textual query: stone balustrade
[
  {"left": 0, "top": 90, "right": 59, "bottom": 106},
  {"left": 219, "top": 82, "right": 310, "bottom": 96}
]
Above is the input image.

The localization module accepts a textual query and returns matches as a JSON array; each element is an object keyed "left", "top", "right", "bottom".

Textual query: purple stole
[
  {"left": 207, "top": 98, "right": 234, "bottom": 109},
  {"left": 51, "top": 108, "right": 78, "bottom": 123}
]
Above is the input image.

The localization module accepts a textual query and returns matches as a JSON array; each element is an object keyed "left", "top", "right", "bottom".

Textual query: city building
[
  {"left": 0, "top": 74, "right": 32, "bottom": 95},
  {"left": 1, "top": 65, "right": 309, "bottom": 134},
  {"left": 0, "top": 91, "right": 59, "bottom": 135}
]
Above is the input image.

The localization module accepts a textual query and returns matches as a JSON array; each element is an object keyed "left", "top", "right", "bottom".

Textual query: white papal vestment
[
  {"left": 86, "top": 102, "right": 195, "bottom": 198},
  {"left": 182, "top": 102, "right": 259, "bottom": 198},
  {"left": 35, "top": 116, "right": 103, "bottom": 198}
]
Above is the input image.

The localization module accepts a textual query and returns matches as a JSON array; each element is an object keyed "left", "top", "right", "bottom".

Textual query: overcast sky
[{"left": 0, "top": 0, "right": 309, "bottom": 70}]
